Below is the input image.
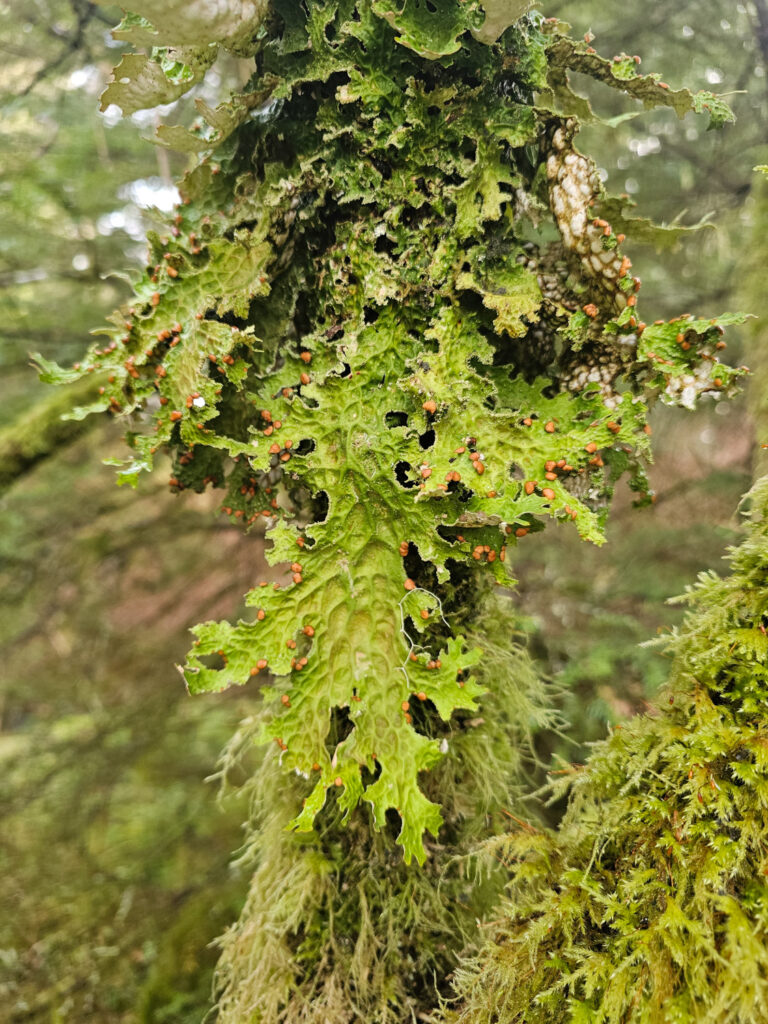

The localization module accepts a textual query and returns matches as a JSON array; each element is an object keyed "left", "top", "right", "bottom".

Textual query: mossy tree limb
[
  {"left": 0, "top": 376, "right": 102, "bottom": 490},
  {"left": 43, "top": 1, "right": 750, "bottom": 1019},
  {"left": 48, "top": 0, "right": 744, "bottom": 864},
  {"left": 450, "top": 473, "right": 768, "bottom": 1024}
]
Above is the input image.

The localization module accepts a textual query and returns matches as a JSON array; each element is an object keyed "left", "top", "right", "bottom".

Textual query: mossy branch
[{"left": 0, "top": 375, "right": 102, "bottom": 490}]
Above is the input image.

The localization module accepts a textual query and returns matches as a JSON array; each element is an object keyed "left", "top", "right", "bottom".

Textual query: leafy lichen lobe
[{"left": 45, "top": 0, "right": 744, "bottom": 863}]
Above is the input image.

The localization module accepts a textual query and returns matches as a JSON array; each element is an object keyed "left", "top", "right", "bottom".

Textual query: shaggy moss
[
  {"left": 212, "top": 592, "right": 557, "bottom": 1023},
  {"left": 450, "top": 476, "right": 768, "bottom": 1024}
]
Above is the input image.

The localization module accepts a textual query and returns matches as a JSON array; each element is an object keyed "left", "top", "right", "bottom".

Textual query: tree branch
[{"left": 0, "top": 376, "right": 102, "bottom": 490}]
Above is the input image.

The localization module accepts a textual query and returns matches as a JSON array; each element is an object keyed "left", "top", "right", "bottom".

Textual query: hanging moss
[{"left": 212, "top": 590, "right": 557, "bottom": 1022}]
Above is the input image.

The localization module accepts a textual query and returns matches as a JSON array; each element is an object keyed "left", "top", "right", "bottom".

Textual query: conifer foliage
[{"left": 44, "top": 1, "right": 747, "bottom": 1019}]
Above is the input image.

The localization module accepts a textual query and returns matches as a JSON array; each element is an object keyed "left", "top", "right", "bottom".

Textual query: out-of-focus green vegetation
[
  {"left": 515, "top": 0, "right": 766, "bottom": 765},
  {"left": 0, "top": 4, "right": 259, "bottom": 1019},
  {"left": 0, "top": 0, "right": 764, "bottom": 1018},
  {"left": 551, "top": 0, "right": 767, "bottom": 314},
  {"left": 0, "top": 420, "right": 266, "bottom": 1021},
  {"left": 2, "top": 3, "right": 153, "bottom": 417}
]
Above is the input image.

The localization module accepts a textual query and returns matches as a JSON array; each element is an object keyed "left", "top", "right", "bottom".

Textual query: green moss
[
  {"left": 451, "top": 477, "right": 768, "bottom": 1024},
  {"left": 0, "top": 375, "right": 101, "bottom": 487},
  {"left": 212, "top": 593, "right": 557, "bottom": 1023}
]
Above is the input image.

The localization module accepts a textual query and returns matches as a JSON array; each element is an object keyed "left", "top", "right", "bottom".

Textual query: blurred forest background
[{"left": 1, "top": 0, "right": 766, "bottom": 1020}]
